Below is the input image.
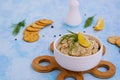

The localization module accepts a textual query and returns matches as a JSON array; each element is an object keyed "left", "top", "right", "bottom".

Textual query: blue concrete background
[{"left": 0, "top": 0, "right": 120, "bottom": 80}]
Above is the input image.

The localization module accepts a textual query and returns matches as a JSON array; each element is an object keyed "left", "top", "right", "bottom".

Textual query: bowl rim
[{"left": 54, "top": 33, "right": 103, "bottom": 59}]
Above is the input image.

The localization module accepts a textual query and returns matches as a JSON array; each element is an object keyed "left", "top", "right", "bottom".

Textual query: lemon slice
[
  {"left": 94, "top": 18, "right": 104, "bottom": 31},
  {"left": 78, "top": 32, "right": 91, "bottom": 48}
]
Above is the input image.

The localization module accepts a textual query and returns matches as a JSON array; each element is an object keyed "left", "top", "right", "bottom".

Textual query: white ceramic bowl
[{"left": 54, "top": 33, "right": 103, "bottom": 71}]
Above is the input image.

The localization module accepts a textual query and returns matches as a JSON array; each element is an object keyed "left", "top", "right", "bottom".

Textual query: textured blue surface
[{"left": 0, "top": 0, "right": 120, "bottom": 80}]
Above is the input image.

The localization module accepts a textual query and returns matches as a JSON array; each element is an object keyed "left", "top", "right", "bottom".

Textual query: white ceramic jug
[{"left": 65, "top": 0, "right": 82, "bottom": 26}]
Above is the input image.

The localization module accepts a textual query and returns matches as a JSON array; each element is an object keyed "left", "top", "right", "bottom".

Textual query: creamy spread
[{"left": 57, "top": 35, "right": 100, "bottom": 57}]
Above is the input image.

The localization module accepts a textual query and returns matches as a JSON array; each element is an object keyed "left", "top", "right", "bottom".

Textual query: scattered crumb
[
  {"left": 15, "top": 38, "right": 17, "bottom": 41},
  {"left": 54, "top": 35, "right": 56, "bottom": 37},
  {"left": 59, "top": 34, "right": 62, "bottom": 36},
  {"left": 119, "top": 48, "right": 120, "bottom": 53},
  {"left": 42, "top": 35, "right": 45, "bottom": 37},
  {"left": 51, "top": 25, "right": 54, "bottom": 28},
  {"left": 83, "top": 31, "right": 86, "bottom": 33}
]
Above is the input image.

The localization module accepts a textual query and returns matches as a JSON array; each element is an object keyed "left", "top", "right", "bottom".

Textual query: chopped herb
[
  {"left": 84, "top": 16, "right": 95, "bottom": 28},
  {"left": 69, "top": 40, "right": 76, "bottom": 52},
  {"left": 12, "top": 19, "right": 25, "bottom": 36}
]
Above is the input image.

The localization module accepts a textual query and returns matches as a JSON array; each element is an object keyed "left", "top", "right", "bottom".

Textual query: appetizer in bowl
[{"left": 54, "top": 31, "right": 103, "bottom": 71}]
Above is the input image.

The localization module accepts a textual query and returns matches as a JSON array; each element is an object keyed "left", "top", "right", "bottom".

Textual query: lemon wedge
[
  {"left": 78, "top": 32, "right": 91, "bottom": 48},
  {"left": 94, "top": 18, "right": 104, "bottom": 31}
]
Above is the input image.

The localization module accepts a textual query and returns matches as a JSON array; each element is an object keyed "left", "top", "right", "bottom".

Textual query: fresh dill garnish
[
  {"left": 60, "top": 30, "right": 78, "bottom": 54},
  {"left": 67, "top": 30, "right": 77, "bottom": 35},
  {"left": 12, "top": 19, "right": 25, "bottom": 36}
]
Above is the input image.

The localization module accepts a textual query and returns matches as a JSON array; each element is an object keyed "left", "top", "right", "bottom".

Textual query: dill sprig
[
  {"left": 60, "top": 30, "right": 78, "bottom": 55},
  {"left": 67, "top": 30, "right": 78, "bottom": 42},
  {"left": 60, "top": 30, "right": 78, "bottom": 44},
  {"left": 12, "top": 20, "right": 25, "bottom": 36}
]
